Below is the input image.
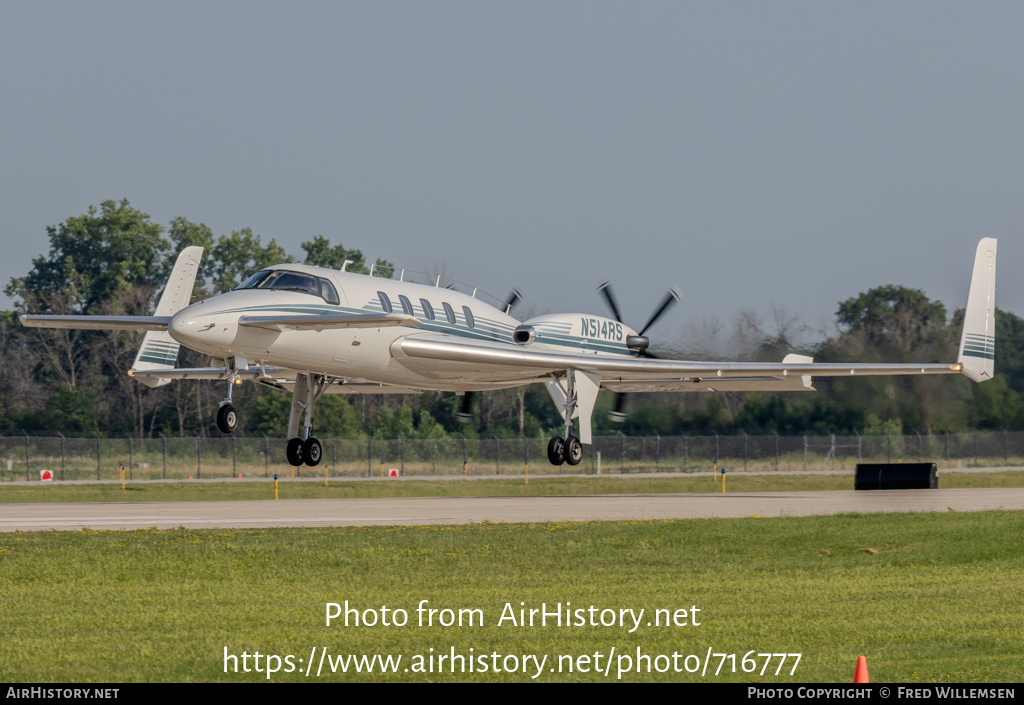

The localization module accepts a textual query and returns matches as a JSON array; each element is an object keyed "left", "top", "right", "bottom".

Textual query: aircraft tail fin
[
  {"left": 130, "top": 247, "right": 204, "bottom": 388},
  {"left": 957, "top": 238, "right": 997, "bottom": 383}
]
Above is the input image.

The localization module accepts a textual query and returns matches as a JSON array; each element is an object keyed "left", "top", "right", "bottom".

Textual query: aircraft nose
[{"left": 169, "top": 306, "right": 216, "bottom": 347}]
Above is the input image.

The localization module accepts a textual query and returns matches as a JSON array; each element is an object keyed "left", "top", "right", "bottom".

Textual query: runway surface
[{"left": 2, "top": 488, "right": 1024, "bottom": 531}]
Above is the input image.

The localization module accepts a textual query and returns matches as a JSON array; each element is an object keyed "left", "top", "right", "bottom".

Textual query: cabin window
[
  {"left": 378, "top": 291, "right": 393, "bottom": 313},
  {"left": 398, "top": 294, "right": 414, "bottom": 316},
  {"left": 320, "top": 279, "right": 340, "bottom": 305},
  {"left": 419, "top": 299, "right": 435, "bottom": 320},
  {"left": 462, "top": 306, "right": 475, "bottom": 328},
  {"left": 442, "top": 302, "right": 456, "bottom": 324}
]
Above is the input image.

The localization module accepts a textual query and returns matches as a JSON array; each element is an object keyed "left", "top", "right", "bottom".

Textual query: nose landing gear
[
  {"left": 216, "top": 358, "right": 245, "bottom": 435},
  {"left": 216, "top": 403, "right": 238, "bottom": 434}
]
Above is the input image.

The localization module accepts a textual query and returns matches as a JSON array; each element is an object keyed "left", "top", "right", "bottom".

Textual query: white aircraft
[{"left": 21, "top": 239, "right": 997, "bottom": 468}]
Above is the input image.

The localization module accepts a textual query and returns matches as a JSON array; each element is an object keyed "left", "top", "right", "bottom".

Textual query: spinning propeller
[
  {"left": 597, "top": 282, "right": 682, "bottom": 422},
  {"left": 457, "top": 289, "right": 524, "bottom": 424}
]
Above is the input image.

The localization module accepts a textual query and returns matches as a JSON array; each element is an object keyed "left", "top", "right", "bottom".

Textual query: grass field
[
  {"left": 1, "top": 470, "right": 1023, "bottom": 504},
  {"left": 2, "top": 510, "right": 1023, "bottom": 682}
]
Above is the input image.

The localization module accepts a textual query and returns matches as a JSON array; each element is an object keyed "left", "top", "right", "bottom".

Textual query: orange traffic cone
[{"left": 854, "top": 655, "right": 869, "bottom": 683}]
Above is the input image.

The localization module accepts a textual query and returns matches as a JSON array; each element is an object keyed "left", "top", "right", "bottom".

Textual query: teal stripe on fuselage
[{"left": 215, "top": 300, "right": 635, "bottom": 357}]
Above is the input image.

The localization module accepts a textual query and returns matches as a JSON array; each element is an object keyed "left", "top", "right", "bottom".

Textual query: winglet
[
  {"left": 130, "top": 247, "right": 204, "bottom": 387},
  {"left": 957, "top": 238, "right": 997, "bottom": 383}
]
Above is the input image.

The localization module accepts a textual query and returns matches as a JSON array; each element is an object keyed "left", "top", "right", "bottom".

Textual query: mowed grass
[
  {"left": 2, "top": 470, "right": 1023, "bottom": 503},
  {"left": 1, "top": 511, "right": 1022, "bottom": 683}
]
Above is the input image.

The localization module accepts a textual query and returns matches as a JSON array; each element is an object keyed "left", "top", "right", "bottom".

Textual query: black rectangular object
[{"left": 855, "top": 463, "right": 938, "bottom": 490}]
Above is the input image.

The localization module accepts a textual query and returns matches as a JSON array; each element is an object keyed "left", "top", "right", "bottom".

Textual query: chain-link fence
[{"left": 3, "top": 431, "right": 1023, "bottom": 481}]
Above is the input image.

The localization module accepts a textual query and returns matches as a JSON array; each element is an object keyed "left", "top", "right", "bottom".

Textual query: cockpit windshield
[{"left": 235, "top": 269, "right": 340, "bottom": 304}]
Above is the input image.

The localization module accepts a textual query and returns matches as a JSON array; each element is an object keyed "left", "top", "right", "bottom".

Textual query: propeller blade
[
  {"left": 637, "top": 287, "right": 682, "bottom": 337},
  {"left": 609, "top": 392, "right": 627, "bottom": 423},
  {"left": 457, "top": 392, "right": 474, "bottom": 424},
  {"left": 505, "top": 288, "right": 523, "bottom": 312},
  {"left": 597, "top": 281, "right": 624, "bottom": 323}
]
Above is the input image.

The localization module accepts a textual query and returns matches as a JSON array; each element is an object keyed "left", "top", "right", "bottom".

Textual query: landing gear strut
[
  {"left": 285, "top": 373, "right": 330, "bottom": 467},
  {"left": 216, "top": 360, "right": 244, "bottom": 434},
  {"left": 545, "top": 371, "right": 585, "bottom": 466}
]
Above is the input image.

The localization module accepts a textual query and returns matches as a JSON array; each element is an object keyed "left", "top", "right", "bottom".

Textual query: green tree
[
  {"left": 301, "top": 235, "right": 394, "bottom": 277},
  {"left": 836, "top": 285, "right": 949, "bottom": 357},
  {"left": 207, "top": 229, "right": 292, "bottom": 292},
  {"left": 822, "top": 285, "right": 964, "bottom": 434},
  {"left": 6, "top": 199, "right": 166, "bottom": 315}
]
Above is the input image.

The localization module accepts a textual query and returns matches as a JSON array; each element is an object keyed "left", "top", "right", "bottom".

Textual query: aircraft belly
[{"left": 393, "top": 355, "right": 549, "bottom": 384}]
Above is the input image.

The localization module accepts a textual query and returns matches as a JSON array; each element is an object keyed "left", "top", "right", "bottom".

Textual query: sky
[{"left": 2, "top": 1, "right": 1022, "bottom": 349}]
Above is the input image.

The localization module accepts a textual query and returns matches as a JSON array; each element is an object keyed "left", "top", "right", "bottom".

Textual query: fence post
[
  {"left": 915, "top": 430, "right": 923, "bottom": 463},
  {"left": 194, "top": 430, "right": 201, "bottom": 479},
  {"left": 1004, "top": 429, "right": 1009, "bottom": 466},
  {"left": 264, "top": 433, "right": 270, "bottom": 478},
  {"left": 774, "top": 432, "right": 779, "bottom": 471},
  {"left": 683, "top": 431, "right": 687, "bottom": 473},
  {"left": 620, "top": 432, "right": 626, "bottom": 474},
  {"left": 432, "top": 439, "right": 437, "bottom": 476},
  {"left": 943, "top": 430, "right": 949, "bottom": 467},
  {"left": 854, "top": 430, "right": 861, "bottom": 464},
  {"left": 803, "top": 434, "right": 807, "bottom": 471},
  {"left": 492, "top": 434, "right": 499, "bottom": 475},
  {"left": 742, "top": 430, "right": 748, "bottom": 471},
  {"left": 974, "top": 431, "right": 979, "bottom": 468},
  {"left": 22, "top": 430, "right": 29, "bottom": 481},
  {"left": 400, "top": 435, "right": 405, "bottom": 475},
  {"left": 125, "top": 434, "right": 134, "bottom": 480},
  {"left": 96, "top": 433, "right": 101, "bottom": 480},
  {"left": 57, "top": 431, "right": 66, "bottom": 481},
  {"left": 232, "top": 434, "right": 237, "bottom": 477},
  {"left": 655, "top": 433, "right": 660, "bottom": 471},
  {"left": 886, "top": 431, "right": 892, "bottom": 463},
  {"left": 367, "top": 436, "right": 373, "bottom": 477},
  {"left": 161, "top": 433, "right": 167, "bottom": 479}
]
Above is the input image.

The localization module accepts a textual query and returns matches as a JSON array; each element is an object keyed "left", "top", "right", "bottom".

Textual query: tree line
[{"left": 3, "top": 199, "right": 1022, "bottom": 438}]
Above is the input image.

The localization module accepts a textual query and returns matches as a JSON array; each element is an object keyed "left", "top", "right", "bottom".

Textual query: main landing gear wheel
[
  {"left": 302, "top": 437, "right": 323, "bottom": 467},
  {"left": 216, "top": 404, "right": 238, "bottom": 434},
  {"left": 286, "top": 438, "right": 304, "bottom": 467},
  {"left": 547, "top": 437, "right": 565, "bottom": 466},
  {"left": 564, "top": 436, "right": 583, "bottom": 466}
]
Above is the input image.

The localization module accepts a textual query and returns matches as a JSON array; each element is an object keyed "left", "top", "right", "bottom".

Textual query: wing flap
[{"left": 603, "top": 378, "right": 816, "bottom": 393}]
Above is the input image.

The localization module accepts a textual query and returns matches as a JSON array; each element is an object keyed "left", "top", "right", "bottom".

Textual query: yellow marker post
[
  {"left": 274, "top": 474, "right": 279, "bottom": 500},
  {"left": 380, "top": 461, "right": 384, "bottom": 478},
  {"left": 721, "top": 468, "right": 726, "bottom": 493},
  {"left": 324, "top": 465, "right": 329, "bottom": 488},
  {"left": 712, "top": 461, "right": 717, "bottom": 483},
  {"left": 118, "top": 461, "right": 126, "bottom": 491},
  {"left": 524, "top": 462, "right": 528, "bottom": 485},
  {"left": 463, "top": 461, "right": 468, "bottom": 476}
]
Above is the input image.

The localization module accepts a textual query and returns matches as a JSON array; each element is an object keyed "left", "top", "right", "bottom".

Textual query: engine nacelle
[{"left": 515, "top": 313, "right": 639, "bottom": 356}]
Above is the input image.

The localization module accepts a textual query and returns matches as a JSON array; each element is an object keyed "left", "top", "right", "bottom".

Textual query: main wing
[{"left": 391, "top": 334, "right": 963, "bottom": 391}]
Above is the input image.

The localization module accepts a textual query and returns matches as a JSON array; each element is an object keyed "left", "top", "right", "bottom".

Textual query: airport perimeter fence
[{"left": 2, "top": 430, "right": 1024, "bottom": 482}]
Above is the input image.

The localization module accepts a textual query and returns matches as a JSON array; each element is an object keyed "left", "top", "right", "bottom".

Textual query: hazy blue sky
[{"left": 2, "top": 2, "right": 1022, "bottom": 347}]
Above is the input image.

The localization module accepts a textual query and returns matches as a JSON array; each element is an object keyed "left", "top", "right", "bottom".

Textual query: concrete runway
[{"left": 2, "top": 487, "right": 1024, "bottom": 531}]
